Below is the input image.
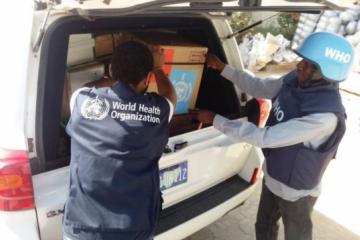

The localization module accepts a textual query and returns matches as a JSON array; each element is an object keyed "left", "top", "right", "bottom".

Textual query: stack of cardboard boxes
[
  {"left": 94, "top": 31, "right": 208, "bottom": 114},
  {"left": 65, "top": 31, "right": 208, "bottom": 134},
  {"left": 145, "top": 41, "right": 207, "bottom": 114},
  {"left": 67, "top": 34, "right": 95, "bottom": 66},
  {"left": 94, "top": 33, "right": 133, "bottom": 58}
]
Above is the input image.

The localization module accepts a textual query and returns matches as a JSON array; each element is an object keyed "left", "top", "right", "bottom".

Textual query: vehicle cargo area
[
  {"left": 33, "top": 16, "right": 256, "bottom": 173},
  {"left": 29, "top": 14, "right": 263, "bottom": 240}
]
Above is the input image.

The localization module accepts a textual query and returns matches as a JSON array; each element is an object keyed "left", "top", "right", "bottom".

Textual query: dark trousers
[{"left": 255, "top": 182, "right": 318, "bottom": 240}]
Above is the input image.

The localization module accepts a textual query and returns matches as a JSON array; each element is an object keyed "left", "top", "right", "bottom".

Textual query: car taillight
[
  {"left": 250, "top": 167, "right": 260, "bottom": 184},
  {"left": 0, "top": 148, "right": 34, "bottom": 211}
]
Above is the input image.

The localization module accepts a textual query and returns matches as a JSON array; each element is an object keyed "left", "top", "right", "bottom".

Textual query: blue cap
[{"left": 294, "top": 32, "right": 355, "bottom": 82}]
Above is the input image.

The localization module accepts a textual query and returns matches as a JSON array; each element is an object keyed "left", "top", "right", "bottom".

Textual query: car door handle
[
  {"left": 46, "top": 209, "right": 64, "bottom": 218},
  {"left": 174, "top": 141, "right": 188, "bottom": 152},
  {"left": 163, "top": 145, "right": 172, "bottom": 154}
]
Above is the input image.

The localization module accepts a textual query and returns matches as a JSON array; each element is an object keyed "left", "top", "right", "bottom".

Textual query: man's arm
[
  {"left": 206, "top": 54, "right": 283, "bottom": 99},
  {"left": 153, "top": 69, "right": 177, "bottom": 108},
  {"left": 153, "top": 69, "right": 176, "bottom": 122},
  {"left": 212, "top": 113, "right": 338, "bottom": 149},
  {"left": 152, "top": 46, "right": 177, "bottom": 109},
  {"left": 69, "top": 87, "right": 90, "bottom": 113},
  {"left": 221, "top": 65, "right": 284, "bottom": 99},
  {"left": 193, "top": 109, "right": 338, "bottom": 149}
]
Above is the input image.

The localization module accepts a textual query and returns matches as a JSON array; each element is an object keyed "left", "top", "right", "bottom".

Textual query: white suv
[{"left": 0, "top": 1, "right": 343, "bottom": 240}]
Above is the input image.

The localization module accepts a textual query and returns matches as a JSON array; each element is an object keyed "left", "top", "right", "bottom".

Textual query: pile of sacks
[
  {"left": 239, "top": 32, "right": 298, "bottom": 71},
  {"left": 292, "top": 7, "right": 360, "bottom": 72},
  {"left": 292, "top": 13, "right": 321, "bottom": 50}
]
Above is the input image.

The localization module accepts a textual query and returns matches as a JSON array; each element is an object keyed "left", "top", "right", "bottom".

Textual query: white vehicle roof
[{"left": 50, "top": 0, "right": 355, "bottom": 12}]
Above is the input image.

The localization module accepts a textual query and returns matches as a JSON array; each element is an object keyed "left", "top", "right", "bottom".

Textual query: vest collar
[
  {"left": 111, "top": 81, "right": 141, "bottom": 99},
  {"left": 284, "top": 70, "right": 338, "bottom": 91},
  {"left": 300, "top": 79, "right": 331, "bottom": 89}
]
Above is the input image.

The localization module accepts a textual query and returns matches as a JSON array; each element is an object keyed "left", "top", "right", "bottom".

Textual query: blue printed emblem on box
[{"left": 169, "top": 69, "right": 197, "bottom": 114}]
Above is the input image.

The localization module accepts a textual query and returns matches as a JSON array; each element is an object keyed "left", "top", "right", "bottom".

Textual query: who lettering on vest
[
  {"left": 263, "top": 71, "right": 346, "bottom": 190},
  {"left": 271, "top": 98, "right": 285, "bottom": 122},
  {"left": 64, "top": 84, "right": 171, "bottom": 234}
]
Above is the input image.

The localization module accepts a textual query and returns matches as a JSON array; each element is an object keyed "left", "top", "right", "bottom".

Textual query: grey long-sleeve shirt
[{"left": 213, "top": 65, "right": 338, "bottom": 201}]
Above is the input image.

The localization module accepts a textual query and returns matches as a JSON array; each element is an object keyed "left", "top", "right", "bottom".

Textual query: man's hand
[
  {"left": 190, "top": 109, "right": 216, "bottom": 124},
  {"left": 206, "top": 53, "right": 225, "bottom": 72},
  {"left": 152, "top": 45, "right": 165, "bottom": 70},
  {"left": 151, "top": 45, "right": 177, "bottom": 108}
]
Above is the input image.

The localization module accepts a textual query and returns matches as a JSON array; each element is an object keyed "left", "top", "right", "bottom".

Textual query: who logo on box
[{"left": 170, "top": 69, "right": 197, "bottom": 114}]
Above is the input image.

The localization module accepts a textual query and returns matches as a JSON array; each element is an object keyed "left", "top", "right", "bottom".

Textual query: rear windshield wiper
[{"left": 225, "top": 13, "right": 280, "bottom": 39}]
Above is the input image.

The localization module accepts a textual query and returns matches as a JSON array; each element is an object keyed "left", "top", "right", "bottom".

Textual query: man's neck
[{"left": 128, "top": 83, "right": 147, "bottom": 94}]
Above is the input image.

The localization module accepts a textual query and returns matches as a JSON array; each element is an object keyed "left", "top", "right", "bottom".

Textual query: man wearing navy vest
[
  {"left": 63, "top": 41, "right": 177, "bottom": 240},
  {"left": 194, "top": 32, "right": 354, "bottom": 240}
]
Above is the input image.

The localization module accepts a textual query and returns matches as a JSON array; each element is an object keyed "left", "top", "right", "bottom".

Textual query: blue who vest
[
  {"left": 262, "top": 70, "right": 346, "bottom": 190},
  {"left": 63, "top": 82, "right": 170, "bottom": 235}
]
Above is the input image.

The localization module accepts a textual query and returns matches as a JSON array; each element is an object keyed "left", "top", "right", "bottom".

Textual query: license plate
[{"left": 160, "top": 161, "right": 188, "bottom": 191}]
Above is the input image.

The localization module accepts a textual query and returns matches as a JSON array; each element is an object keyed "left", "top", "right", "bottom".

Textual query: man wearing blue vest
[
  {"left": 63, "top": 41, "right": 177, "bottom": 240},
  {"left": 193, "top": 32, "right": 354, "bottom": 240}
]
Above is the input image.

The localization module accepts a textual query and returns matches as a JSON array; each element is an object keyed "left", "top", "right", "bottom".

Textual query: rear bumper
[
  {"left": 155, "top": 175, "right": 258, "bottom": 240},
  {"left": 0, "top": 209, "right": 40, "bottom": 240}
]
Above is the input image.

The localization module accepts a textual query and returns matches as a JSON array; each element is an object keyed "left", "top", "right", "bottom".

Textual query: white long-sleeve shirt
[{"left": 213, "top": 65, "right": 338, "bottom": 201}]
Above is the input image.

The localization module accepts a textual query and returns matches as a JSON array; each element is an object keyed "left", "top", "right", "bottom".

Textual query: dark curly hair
[{"left": 111, "top": 41, "right": 153, "bottom": 85}]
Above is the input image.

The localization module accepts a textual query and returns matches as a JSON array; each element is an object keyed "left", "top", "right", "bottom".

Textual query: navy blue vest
[
  {"left": 64, "top": 82, "right": 170, "bottom": 233},
  {"left": 263, "top": 71, "right": 346, "bottom": 190}
]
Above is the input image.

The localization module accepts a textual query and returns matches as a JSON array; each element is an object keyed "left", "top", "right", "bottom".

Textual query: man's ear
[
  {"left": 145, "top": 72, "right": 153, "bottom": 85},
  {"left": 109, "top": 64, "right": 113, "bottom": 78},
  {"left": 313, "top": 70, "right": 323, "bottom": 80}
]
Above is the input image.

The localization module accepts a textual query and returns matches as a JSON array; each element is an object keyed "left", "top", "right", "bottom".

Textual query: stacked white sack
[
  {"left": 239, "top": 33, "right": 298, "bottom": 70},
  {"left": 343, "top": 7, "right": 360, "bottom": 72},
  {"left": 292, "top": 7, "right": 360, "bottom": 72},
  {"left": 292, "top": 13, "right": 320, "bottom": 49}
]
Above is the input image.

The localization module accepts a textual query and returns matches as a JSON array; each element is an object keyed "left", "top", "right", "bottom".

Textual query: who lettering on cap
[
  {"left": 324, "top": 48, "right": 352, "bottom": 64},
  {"left": 294, "top": 32, "right": 355, "bottom": 82}
]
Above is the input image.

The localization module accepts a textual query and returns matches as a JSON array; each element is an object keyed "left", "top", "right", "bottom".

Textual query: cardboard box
[
  {"left": 68, "top": 62, "right": 105, "bottom": 94},
  {"left": 129, "top": 32, "right": 207, "bottom": 64},
  {"left": 147, "top": 45, "right": 207, "bottom": 114},
  {"left": 93, "top": 32, "right": 208, "bottom": 113},
  {"left": 113, "top": 32, "right": 133, "bottom": 47},
  {"left": 130, "top": 32, "right": 207, "bottom": 114},
  {"left": 67, "top": 34, "right": 95, "bottom": 66},
  {"left": 148, "top": 64, "right": 204, "bottom": 114},
  {"left": 159, "top": 45, "right": 207, "bottom": 64},
  {"left": 94, "top": 34, "right": 114, "bottom": 57},
  {"left": 94, "top": 33, "right": 136, "bottom": 58}
]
